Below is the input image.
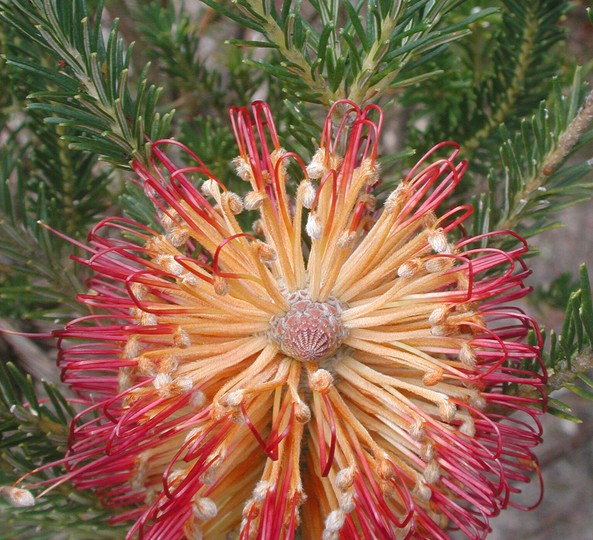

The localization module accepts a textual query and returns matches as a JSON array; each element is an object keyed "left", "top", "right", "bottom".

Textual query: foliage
[
  {"left": 0, "top": 0, "right": 173, "bottom": 169},
  {"left": 202, "top": 0, "right": 497, "bottom": 106},
  {"left": 410, "top": 0, "right": 570, "bottom": 167},
  {"left": 0, "top": 134, "right": 86, "bottom": 321},
  {"left": 472, "top": 67, "right": 593, "bottom": 246},
  {"left": 0, "top": 362, "right": 128, "bottom": 539},
  {"left": 543, "top": 265, "right": 593, "bottom": 421}
]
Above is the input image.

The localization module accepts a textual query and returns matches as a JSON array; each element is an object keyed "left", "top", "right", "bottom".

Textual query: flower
[{"left": 30, "top": 101, "right": 545, "bottom": 539}]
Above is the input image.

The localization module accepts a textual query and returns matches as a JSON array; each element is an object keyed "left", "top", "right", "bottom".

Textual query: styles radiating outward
[{"left": 28, "top": 101, "right": 546, "bottom": 539}]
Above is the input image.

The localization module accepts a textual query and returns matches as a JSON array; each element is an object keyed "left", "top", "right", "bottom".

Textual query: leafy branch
[
  {"left": 462, "top": 0, "right": 568, "bottom": 155},
  {"left": 0, "top": 0, "right": 174, "bottom": 168},
  {"left": 0, "top": 135, "right": 85, "bottom": 320},
  {"left": 472, "top": 67, "right": 593, "bottom": 244},
  {"left": 411, "top": 0, "right": 570, "bottom": 169},
  {"left": 134, "top": 0, "right": 225, "bottom": 113},
  {"left": 543, "top": 265, "right": 593, "bottom": 421},
  {"left": 203, "top": 0, "right": 495, "bottom": 106},
  {"left": 0, "top": 362, "right": 127, "bottom": 539}
]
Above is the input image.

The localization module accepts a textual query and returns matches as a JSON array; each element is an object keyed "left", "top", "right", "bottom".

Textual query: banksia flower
[{"left": 24, "top": 101, "right": 545, "bottom": 539}]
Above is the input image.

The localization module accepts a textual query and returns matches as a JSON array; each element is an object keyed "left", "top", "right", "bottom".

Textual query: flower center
[{"left": 268, "top": 290, "right": 348, "bottom": 362}]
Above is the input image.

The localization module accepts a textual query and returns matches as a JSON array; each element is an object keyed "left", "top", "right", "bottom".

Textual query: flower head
[{"left": 29, "top": 101, "right": 545, "bottom": 539}]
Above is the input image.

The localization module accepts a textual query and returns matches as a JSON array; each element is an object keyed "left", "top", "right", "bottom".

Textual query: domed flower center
[{"left": 268, "top": 290, "right": 348, "bottom": 362}]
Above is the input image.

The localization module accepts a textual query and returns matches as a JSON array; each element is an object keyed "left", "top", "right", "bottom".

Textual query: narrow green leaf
[
  {"left": 344, "top": 1, "right": 368, "bottom": 51},
  {"left": 7, "top": 363, "right": 39, "bottom": 411},
  {"left": 579, "top": 264, "right": 593, "bottom": 344},
  {"left": 0, "top": 362, "right": 18, "bottom": 405},
  {"left": 225, "top": 39, "right": 278, "bottom": 48},
  {"left": 576, "top": 372, "right": 593, "bottom": 390},
  {"left": 565, "top": 382, "right": 593, "bottom": 400},
  {"left": 547, "top": 404, "right": 582, "bottom": 423},
  {"left": 6, "top": 59, "right": 79, "bottom": 91},
  {"left": 199, "top": 0, "right": 265, "bottom": 32}
]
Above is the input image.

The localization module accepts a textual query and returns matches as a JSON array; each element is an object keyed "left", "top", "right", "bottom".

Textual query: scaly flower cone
[{"left": 22, "top": 101, "right": 545, "bottom": 539}]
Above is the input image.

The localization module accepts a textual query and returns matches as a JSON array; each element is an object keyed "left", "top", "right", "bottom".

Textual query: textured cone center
[{"left": 269, "top": 290, "right": 348, "bottom": 362}]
